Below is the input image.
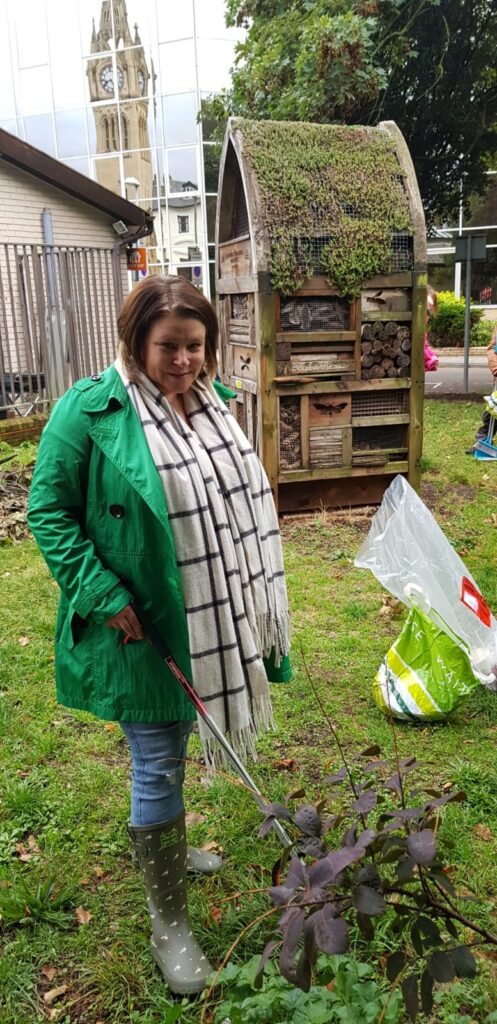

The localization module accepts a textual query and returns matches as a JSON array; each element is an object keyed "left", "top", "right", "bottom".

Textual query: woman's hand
[{"left": 106, "top": 603, "right": 144, "bottom": 640}]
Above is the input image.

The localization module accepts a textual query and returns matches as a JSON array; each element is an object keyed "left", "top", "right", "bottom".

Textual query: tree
[{"left": 217, "top": 0, "right": 497, "bottom": 225}]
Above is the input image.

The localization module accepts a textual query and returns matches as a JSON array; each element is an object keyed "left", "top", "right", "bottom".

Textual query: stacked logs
[{"left": 361, "top": 321, "right": 411, "bottom": 380}]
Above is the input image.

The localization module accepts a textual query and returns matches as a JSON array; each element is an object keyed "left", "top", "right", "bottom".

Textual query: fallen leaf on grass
[
  {"left": 210, "top": 906, "right": 222, "bottom": 925},
  {"left": 473, "top": 824, "right": 493, "bottom": 842},
  {"left": 201, "top": 840, "right": 223, "bottom": 855},
  {"left": 15, "top": 835, "right": 40, "bottom": 861},
  {"left": 75, "top": 906, "right": 92, "bottom": 925},
  {"left": 378, "top": 596, "right": 403, "bottom": 619},
  {"left": 79, "top": 877, "right": 90, "bottom": 887},
  {"left": 43, "top": 985, "right": 68, "bottom": 1006},
  {"left": 104, "top": 723, "right": 116, "bottom": 732},
  {"left": 185, "top": 812, "right": 206, "bottom": 827},
  {"left": 18, "top": 636, "right": 30, "bottom": 647},
  {"left": 92, "top": 865, "right": 112, "bottom": 883},
  {"left": 476, "top": 948, "right": 497, "bottom": 962},
  {"left": 41, "top": 965, "right": 56, "bottom": 982},
  {"left": 273, "top": 758, "right": 296, "bottom": 772}
]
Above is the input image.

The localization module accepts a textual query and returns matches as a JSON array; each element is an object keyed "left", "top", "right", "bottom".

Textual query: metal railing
[{"left": 0, "top": 243, "right": 124, "bottom": 415}]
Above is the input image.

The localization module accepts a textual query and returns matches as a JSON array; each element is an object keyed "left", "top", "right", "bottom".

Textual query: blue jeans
[{"left": 120, "top": 720, "right": 194, "bottom": 826}]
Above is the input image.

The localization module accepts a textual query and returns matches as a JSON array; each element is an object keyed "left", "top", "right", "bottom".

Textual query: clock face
[
  {"left": 99, "top": 65, "right": 124, "bottom": 94},
  {"left": 100, "top": 64, "right": 114, "bottom": 94},
  {"left": 137, "top": 70, "right": 145, "bottom": 95}
]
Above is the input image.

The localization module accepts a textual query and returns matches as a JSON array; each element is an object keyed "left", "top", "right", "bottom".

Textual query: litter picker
[{"left": 130, "top": 599, "right": 293, "bottom": 851}]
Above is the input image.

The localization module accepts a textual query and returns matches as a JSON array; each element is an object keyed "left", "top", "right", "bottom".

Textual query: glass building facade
[
  {"left": 428, "top": 172, "right": 497, "bottom": 315},
  {"left": 0, "top": 0, "right": 244, "bottom": 296}
]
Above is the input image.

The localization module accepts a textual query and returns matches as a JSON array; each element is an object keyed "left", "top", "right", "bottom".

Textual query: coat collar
[
  {"left": 81, "top": 366, "right": 172, "bottom": 534},
  {"left": 77, "top": 366, "right": 234, "bottom": 537}
]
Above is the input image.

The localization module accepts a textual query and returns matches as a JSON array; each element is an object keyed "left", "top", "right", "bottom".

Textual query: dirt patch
[
  {"left": 420, "top": 481, "right": 440, "bottom": 511},
  {"left": 453, "top": 484, "right": 476, "bottom": 501},
  {"left": 0, "top": 465, "right": 33, "bottom": 541},
  {"left": 281, "top": 507, "right": 376, "bottom": 537}
]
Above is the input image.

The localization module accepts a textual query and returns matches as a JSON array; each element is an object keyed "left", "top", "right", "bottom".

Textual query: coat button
[
  {"left": 91, "top": 374, "right": 101, "bottom": 381},
  {"left": 109, "top": 504, "right": 125, "bottom": 518}
]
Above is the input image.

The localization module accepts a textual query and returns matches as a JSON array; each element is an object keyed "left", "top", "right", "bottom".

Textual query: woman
[{"left": 28, "top": 275, "right": 291, "bottom": 996}]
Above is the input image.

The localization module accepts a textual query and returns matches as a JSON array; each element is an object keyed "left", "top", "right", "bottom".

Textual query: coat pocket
[{"left": 57, "top": 606, "right": 88, "bottom": 649}]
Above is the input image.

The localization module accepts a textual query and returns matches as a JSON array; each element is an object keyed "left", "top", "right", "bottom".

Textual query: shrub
[
  {"left": 206, "top": 729, "right": 497, "bottom": 1024},
  {"left": 471, "top": 318, "right": 497, "bottom": 348},
  {"left": 428, "top": 291, "right": 485, "bottom": 347},
  {"left": 236, "top": 662, "right": 497, "bottom": 1024}
]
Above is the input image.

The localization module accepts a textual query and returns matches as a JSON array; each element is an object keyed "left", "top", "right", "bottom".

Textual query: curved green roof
[{"left": 232, "top": 118, "right": 415, "bottom": 296}]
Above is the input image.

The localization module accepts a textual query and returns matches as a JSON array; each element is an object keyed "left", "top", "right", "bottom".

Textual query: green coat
[{"left": 27, "top": 366, "right": 291, "bottom": 723}]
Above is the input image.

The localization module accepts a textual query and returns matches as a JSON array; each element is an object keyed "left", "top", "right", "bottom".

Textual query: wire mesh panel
[
  {"left": 279, "top": 396, "right": 302, "bottom": 469},
  {"left": 232, "top": 180, "right": 249, "bottom": 237},
  {"left": 280, "top": 297, "right": 348, "bottom": 332},
  {"left": 352, "top": 425, "right": 407, "bottom": 451},
  {"left": 389, "top": 231, "right": 413, "bottom": 272},
  {"left": 231, "top": 294, "right": 249, "bottom": 319},
  {"left": 351, "top": 390, "right": 409, "bottom": 417}
]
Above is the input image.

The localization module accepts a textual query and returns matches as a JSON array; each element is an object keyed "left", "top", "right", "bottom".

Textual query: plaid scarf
[{"left": 115, "top": 359, "right": 290, "bottom": 766}]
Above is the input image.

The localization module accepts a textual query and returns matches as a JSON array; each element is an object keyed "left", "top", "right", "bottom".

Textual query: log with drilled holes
[{"left": 360, "top": 320, "right": 412, "bottom": 379}]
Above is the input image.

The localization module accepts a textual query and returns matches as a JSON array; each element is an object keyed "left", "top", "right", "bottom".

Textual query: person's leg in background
[
  {"left": 475, "top": 408, "right": 491, "bottom": 443},
  {"left": 467, "top": 407, "right": 491, "bottom": 453}
]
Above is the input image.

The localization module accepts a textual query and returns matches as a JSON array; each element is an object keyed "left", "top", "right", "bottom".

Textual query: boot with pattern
[
  {"left": 128, "top": 813, "right": 212, "bottom": 994},
  {"left": 186, "top": 844, "right": 222, "bottom": 875}
]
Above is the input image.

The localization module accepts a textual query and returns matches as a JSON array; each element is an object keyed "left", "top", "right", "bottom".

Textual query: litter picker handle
[{"left": 130, "top": 598, "right": 292, "bottom": 851}]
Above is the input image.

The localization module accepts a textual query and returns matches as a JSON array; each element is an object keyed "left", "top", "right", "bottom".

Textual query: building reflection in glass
[{"left": 0, "top": 0, "right": 245, "bottom": 295}]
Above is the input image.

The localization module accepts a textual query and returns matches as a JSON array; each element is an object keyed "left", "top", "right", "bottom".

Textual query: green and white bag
[{"left": 374, "top": 607, "right": 480, "bottom": 721}]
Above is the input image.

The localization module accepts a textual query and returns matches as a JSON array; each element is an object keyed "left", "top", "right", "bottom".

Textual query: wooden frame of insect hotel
[{"left": 215, "top": 118, "right": 427, "bottom": 512}]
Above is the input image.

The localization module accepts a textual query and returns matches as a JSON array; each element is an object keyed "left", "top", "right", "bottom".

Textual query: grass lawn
[{"left": 1, "top": 398, "right": 497, "bottom": 1023}]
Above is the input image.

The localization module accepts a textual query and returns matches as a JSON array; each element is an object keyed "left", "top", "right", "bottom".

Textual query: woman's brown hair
[{"left": 117, "top": 275, "right": 218, "bottom": 377}]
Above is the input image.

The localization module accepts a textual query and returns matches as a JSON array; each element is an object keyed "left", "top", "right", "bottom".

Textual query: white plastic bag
[{"left": 355, "top": 475, "right": 497, "bottom": 689}]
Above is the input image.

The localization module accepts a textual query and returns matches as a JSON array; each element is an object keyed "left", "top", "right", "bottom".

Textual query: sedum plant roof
[{"left": 232, "top": 118, "right": 414, "bottom": 297}]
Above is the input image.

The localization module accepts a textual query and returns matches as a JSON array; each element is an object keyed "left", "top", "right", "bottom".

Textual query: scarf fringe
[
  {"left": 257, "top": 610, "right": 291, "bottom": 667},
  {"left": 199, "top": 694, "right": 276, "bottom": 770}
]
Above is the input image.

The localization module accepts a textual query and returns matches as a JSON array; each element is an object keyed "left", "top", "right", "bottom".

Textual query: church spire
[
  {"left": 112, "top": 0, "right": 134, "bottom": 46},
  {"left": 92, "top": 0, "right": 135, "bottom": 51}
]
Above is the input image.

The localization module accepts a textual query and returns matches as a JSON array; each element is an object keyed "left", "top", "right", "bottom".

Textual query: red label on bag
[{"left": 461, "top": 577, "right": 491, "bottom": 627}]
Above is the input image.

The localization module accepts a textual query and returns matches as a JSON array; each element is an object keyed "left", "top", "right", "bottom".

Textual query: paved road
[{"left": 425, "top": 353, "right": 493, "bottom": 398}]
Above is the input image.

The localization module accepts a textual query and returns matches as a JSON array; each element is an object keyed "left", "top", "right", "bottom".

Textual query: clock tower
[{"left": 87, "top": 0, "right": 153, "bottom": 200}]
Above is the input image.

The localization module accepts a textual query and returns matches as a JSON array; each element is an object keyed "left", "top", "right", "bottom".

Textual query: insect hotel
[{"left": 215, "top": 119, "right": 427, "bottom": 512}]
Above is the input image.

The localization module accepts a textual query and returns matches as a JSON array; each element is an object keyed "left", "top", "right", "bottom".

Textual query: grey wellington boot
[
  {"left": 186, "top": 845, "right": 222, "bottom": 876},
  {"left": 128, "top": 813, "right": 212, "bottom": 995}
]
